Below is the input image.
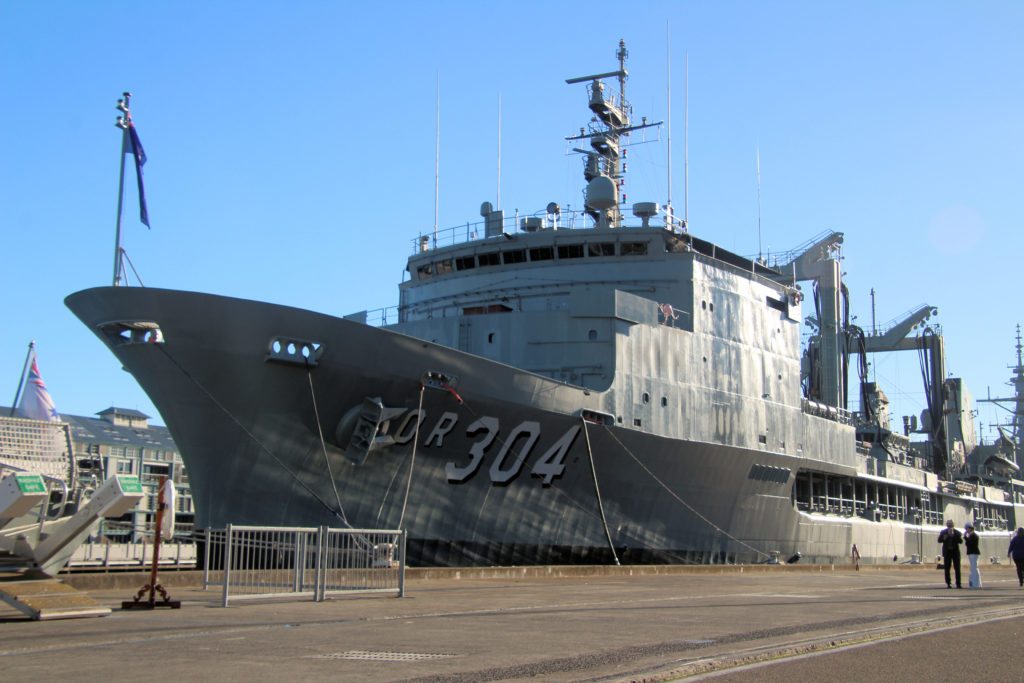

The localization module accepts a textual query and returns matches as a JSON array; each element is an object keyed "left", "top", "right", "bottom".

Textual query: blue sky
[{"left": 2, "top": 1, "right": 1022, "bottom": 441}]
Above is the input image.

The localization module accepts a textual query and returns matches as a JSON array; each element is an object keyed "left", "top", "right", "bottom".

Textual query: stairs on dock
[{"left": 0, "top": 572, "right": 110, "bottom": 620}]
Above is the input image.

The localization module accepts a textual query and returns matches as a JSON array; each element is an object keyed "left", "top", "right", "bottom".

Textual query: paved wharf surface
[{"left": 1, "top": 564, "right": 1022, "bottom": 681}]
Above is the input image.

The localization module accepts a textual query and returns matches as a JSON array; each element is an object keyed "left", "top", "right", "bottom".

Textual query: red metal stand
[{"left": 122, "top": 476, "right": 181, "bottom": 609}]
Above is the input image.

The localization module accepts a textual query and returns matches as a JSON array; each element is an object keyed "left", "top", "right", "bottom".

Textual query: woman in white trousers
[{"left": 964, "top": 522, "right": 982, "bottom": 588}]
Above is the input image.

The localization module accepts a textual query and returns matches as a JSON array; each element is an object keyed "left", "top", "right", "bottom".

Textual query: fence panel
[
  {"left": 203, "top": 525, "right": 405, "bottom": 606},
  {"left": 320, "top": 528, "right": 406, "bottom": 600}
]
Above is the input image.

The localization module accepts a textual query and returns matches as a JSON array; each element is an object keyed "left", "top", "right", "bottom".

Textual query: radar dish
[
  {"left": 632, "top": 202, "right": 659, "bottom": 218},
  {"left": 584, "top": 176, "right": 617, "bottom": 211}
]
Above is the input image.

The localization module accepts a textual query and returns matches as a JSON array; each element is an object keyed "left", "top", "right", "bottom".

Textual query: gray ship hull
[{"left": 68, "top": 286, "right": 1001, "bottom": 567}]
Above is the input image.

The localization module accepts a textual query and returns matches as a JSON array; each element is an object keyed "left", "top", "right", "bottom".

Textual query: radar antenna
[{"left": 565, "top": 41, "right": 662, "bottom": 228}]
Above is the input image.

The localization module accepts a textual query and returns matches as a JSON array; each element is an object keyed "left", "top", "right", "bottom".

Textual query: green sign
[
  {"left": 15, "top": 474, "right": 46, "bottom": 494},
  {"left": 118, "top": 475, "right": 144, "bottom": 494}
]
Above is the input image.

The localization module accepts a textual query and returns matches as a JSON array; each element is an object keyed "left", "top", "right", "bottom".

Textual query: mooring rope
[
  {"left": 600, "top": 424, "right": 771, "bottom": 559},
  {"left": 153, "top": 344, "right": 348, "bottom": 525},
  {"left": 397, "top": 382, "right": 426, "bottom": 530},
  {"left": 582, "top": 417, "right": 620, "bottom": 566},
  {"left": 375, "top": 452, "right": 407, "bottom": 525},
  {"left": 306, "top": 363, "right": 347, "bottom": 524}
]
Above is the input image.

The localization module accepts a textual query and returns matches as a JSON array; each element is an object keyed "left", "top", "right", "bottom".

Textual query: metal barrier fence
[
  {"left": 202, "top": 525, "right": 406, "bottom": 607},
  {"left": 66, "top": 541, "right": 197, "bottom": 570}
]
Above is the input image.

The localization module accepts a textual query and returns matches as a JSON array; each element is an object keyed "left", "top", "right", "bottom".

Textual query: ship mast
[
  {"left": 565, "top": 40, "right": 661, "bottom": 229},
  {"left": 978, "top": 324, "right": 1024, "bottom": 468}
]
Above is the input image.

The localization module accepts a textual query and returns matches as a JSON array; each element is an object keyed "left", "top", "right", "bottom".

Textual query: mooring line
[
  {"left": 397, "top": 383, "right": 426, "bottom": 530},
  {"left": 153, "top": 344, "right": 346, "bottom": 524},
  {"left": 306, "top": 362, "right": 347, "bottom": 524},
  {"left": 600, "top": 423, "right": 771, "bottom": 559},
  {"left": 582, "top": 417, "right": 620, "bottom": 566}
]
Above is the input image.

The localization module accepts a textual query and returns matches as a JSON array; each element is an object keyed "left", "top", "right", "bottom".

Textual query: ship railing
[
  {"left": 750, "top": 230, "right": 838, "bottom": 269},
  {"left": 411, "top": 205, "right": 686, "bottom": 254},
  {"left": 341, "top": 306, "right": 401, "bottom": 327},
  {"left": 413, "top": 210, "right": 579, "bottom": 253},
  {"left": 870, "top": 304, "right": 938, "bottom": 338},
  {"left": 363, "top": 306, "right": 400, "bottom": 327},
  {"left": 202, "top": 525, "right": 406, "bottom": 607}
]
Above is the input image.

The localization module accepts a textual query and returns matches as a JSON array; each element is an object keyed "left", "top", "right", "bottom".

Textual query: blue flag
[{"left": 127, "top": 122, "right": 150, "bottom": 227}]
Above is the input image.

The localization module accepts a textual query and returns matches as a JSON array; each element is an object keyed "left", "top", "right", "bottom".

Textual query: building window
[{"left": 116, "top": 460, "right": 133, "bottom": 474}]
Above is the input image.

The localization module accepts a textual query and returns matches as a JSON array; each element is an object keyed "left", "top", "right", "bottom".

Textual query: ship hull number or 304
[{"left": 404, "top": 410, "right": 581, "bottom": 486}]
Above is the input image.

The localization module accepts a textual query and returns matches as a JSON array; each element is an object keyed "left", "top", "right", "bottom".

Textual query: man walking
[
  {"left": 938, "top": 519, "right": 963, "bottom": 588},
  {"left": 1008, "top": 527, "right": 1024, "bottom": 586}
]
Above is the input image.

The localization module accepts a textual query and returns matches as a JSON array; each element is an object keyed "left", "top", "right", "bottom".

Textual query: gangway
[{"left": 0, "top": 472, "right": 144, "bottom": 619}]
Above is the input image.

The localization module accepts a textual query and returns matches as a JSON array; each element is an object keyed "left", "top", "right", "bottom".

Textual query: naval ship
[{"left": 67, "top": 42, "right": 1024, "bottom": 566}]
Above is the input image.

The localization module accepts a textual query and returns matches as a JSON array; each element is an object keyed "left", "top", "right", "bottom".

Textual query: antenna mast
[
  {"left": 493, "top": 93, "right": 497, "bottom": 209},
  {"left": 434, "top": 72, "right": 439, "bottom": 247},
  {"left": 565, "top": 41, "right": 661, "bottom": 228},
  {"left": 756, "top": 145, "right": 762, "bottom": 261},
  {"left": 684, "top": 52, "right": 688, "bottom": 228},
  {"left": 666, "top": 22, "right": 672, "bottom": 220}
]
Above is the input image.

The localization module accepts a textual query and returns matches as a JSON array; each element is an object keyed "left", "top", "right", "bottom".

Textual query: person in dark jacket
[
  {"left": 964, "top": 522, "right": 981, "bottom": 588},
  {"left": 938, "top": 519, "right": 963, "bottom": 588},
  {"left": 1008, "top": 527, "right": 1024, "bottom": 586}
]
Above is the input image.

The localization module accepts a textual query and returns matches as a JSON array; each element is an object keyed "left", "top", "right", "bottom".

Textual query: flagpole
[
  {"left": 112, "top": 93, "right": 131, "bottom": 287},
  {"left": 9, "top": 341, "right": 35, "bottom": 417}
]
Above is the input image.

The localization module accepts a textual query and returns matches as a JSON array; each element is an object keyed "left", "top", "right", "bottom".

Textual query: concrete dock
[{"left": 1, "top": 563, "right": 1022, "bottom": 681}]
